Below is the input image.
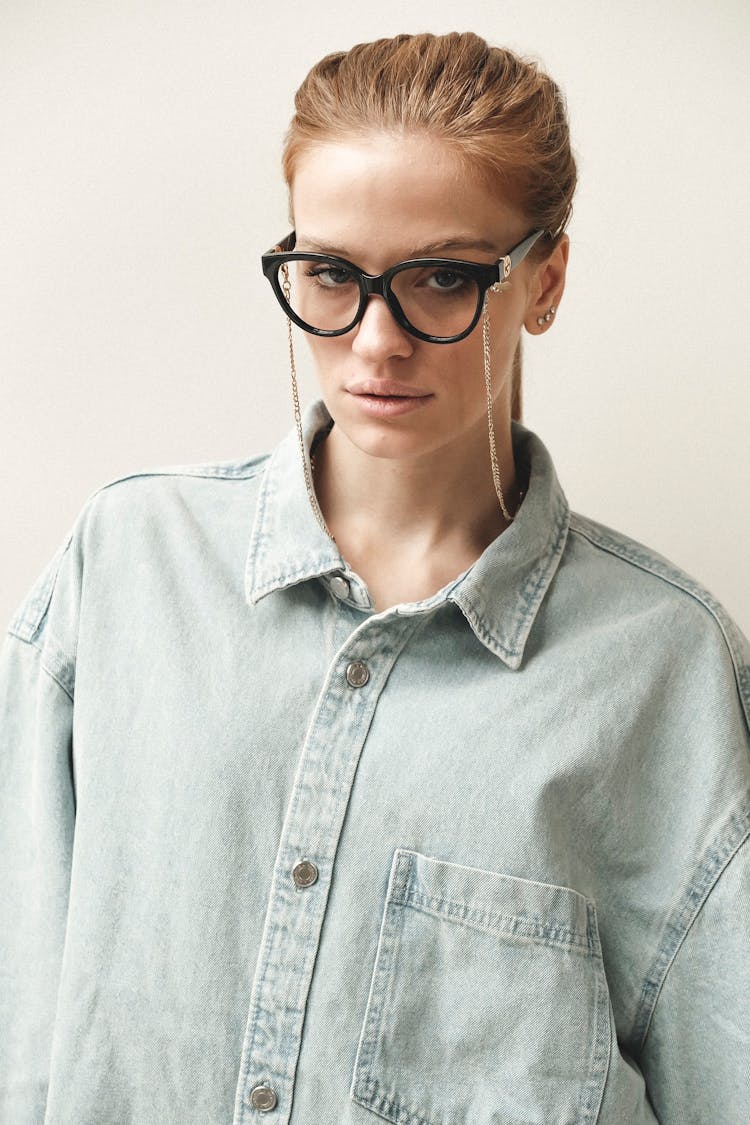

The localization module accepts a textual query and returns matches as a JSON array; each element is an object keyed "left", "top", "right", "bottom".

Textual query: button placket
[{"left": 232, "top": 614, "right": 424, "bottom": 1125}]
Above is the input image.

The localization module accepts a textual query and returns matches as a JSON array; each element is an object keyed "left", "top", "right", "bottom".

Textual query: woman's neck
[{"left": 312, "top": 417, "right": 523, "bottom": 587}]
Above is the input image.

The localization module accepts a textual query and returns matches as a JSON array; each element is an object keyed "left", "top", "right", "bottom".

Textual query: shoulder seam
[
  {"left": 569, "top": 514, "right": 750, "bottom": 734},
  {"left": 87, "top": 453, "right": 270, "bottom": 496}
]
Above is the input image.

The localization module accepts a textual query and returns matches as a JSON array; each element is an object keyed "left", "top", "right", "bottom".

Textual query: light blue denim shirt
[{"left": 2, "top": 399, "right": 749, "bottom": 1125}]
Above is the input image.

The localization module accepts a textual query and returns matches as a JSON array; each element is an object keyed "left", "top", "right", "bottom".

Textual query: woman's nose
[{"left": 350, "top": 295, "right": 414, "bottom": 361}]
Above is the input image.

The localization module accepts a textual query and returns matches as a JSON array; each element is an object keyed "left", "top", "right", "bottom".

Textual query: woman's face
[{"left": 289, "top": 132, "right": 550, "bottom": 465}]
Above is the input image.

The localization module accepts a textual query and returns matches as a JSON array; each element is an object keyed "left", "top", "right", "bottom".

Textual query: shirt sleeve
[
  {"left": 639, "top": 832, "right": 750, "bottom": 1122},
  {"left": 0, "top": 538, "right": 79, "bottom": 1124}
]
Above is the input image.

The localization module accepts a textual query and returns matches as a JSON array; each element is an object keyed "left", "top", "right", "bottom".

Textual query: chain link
[
  {"left": 282, "top": 264, "right": 335, "bottom": 541},
  {"left": 482, "top": 295, "right": 521, "bottom": 523}
]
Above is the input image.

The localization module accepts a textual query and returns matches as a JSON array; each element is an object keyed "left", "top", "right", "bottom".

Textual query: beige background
[{"left": 3, "top": 1, "right": 749, "bottom": 635}]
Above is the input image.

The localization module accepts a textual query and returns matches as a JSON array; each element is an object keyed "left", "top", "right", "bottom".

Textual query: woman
[{"left": 2, "top": 32, "right": 748, "bottom": 1125}]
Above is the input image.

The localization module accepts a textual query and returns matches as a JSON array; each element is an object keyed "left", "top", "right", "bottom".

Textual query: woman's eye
[
  {"left": 426, "top": 268, "right": 468, "bottom": 292},
  {"left": 306, "top": 265, "right": 354, "bottom": 288}
]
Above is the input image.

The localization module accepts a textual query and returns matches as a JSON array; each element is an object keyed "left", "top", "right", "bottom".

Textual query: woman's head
[
  {"left": 281, "top": 32, "right": 576, "bottom": 415},
  {"left": 271, "top": 32, "right": 574, "bottom": 499}
]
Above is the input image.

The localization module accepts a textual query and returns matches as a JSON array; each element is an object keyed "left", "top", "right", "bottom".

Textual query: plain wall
[{"left": 3, "top": 0, "right": 749, "bottom": 635}]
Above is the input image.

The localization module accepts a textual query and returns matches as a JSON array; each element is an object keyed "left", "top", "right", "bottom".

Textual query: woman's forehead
[
  {"left": 291, "top": 133, "right": 489, "bottom": 203},
  {"left": 290, "top": 134, "right": 526, "bottom": 260}
]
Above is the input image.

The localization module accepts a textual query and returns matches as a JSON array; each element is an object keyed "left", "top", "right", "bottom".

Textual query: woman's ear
[{"left": 524, "top": 234, "right": 569, "bottom": 334}]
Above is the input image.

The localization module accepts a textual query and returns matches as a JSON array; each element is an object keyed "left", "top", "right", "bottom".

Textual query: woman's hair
[{"left": 282, "top": 32, "right": 577, "bottom": 421}]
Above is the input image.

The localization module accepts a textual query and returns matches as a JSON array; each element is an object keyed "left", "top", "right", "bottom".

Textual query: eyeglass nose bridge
[
  {"left": 359, "top": 271, "right": 388, "bottom": 298},
  {"left": 354, "top": 270, "right": 411, "bottom": 333}
]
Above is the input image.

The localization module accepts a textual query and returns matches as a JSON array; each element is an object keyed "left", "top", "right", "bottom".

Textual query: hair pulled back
[{"left": 282, "top": 32, "right": 577, "bottom": 421}]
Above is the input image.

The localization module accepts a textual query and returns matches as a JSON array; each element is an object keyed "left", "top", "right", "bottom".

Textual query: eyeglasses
[{"left": 261, "top": 228, "right": 546, "bottom": 344}]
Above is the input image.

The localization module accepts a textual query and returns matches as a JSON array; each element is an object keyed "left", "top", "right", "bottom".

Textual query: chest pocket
[{"left": 350, "top": 849, "right": 611, "bottom": 1125}]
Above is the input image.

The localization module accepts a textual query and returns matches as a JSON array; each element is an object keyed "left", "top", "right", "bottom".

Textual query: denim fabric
[{"left": 2, "top": 399, "right": 749, "bottom": 1125}]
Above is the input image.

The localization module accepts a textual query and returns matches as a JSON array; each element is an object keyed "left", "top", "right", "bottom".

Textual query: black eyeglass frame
[{"left": 261, "top": 228, "right": 547, "bottom": 344}]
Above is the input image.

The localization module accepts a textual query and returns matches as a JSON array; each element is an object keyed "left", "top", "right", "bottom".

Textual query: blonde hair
[{"left": 282, "top": 32, "right": 577, "bottom": 421}]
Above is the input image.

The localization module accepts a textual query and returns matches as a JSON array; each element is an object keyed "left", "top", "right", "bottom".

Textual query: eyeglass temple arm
[
  {"left": 498, "top": 228, "right": 546, "bottom": 280},
  {"left": 263, "top": 232, "right": 297, "bottom": 256}
]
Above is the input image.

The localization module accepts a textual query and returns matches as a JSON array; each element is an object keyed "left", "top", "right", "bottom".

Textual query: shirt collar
[{"left": 245, "top": 399, "right": 570, "bottom": 670}]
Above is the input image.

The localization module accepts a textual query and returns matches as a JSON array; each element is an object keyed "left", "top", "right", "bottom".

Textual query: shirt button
[
  {"left": 345, "top": 660, "right": 370, "bottom": 688},
  {"left": 329, "top": 574, "right": 350, "bottom": 600},
  {"left": 248, "top": 1085, "right": 277, "bottom": 1111},
  {"left": 292, "top": 859, "right": 318, "bottom": 888}
]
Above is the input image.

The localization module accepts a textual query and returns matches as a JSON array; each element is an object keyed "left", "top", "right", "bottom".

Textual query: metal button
[
  {"left": 249, "top": 1085, "right": 277, "bottom": 1111},
  {"left": 292, "top": 859, "right": 318, "bottom": 888},
  {"left": 345, "top": 660, "right": 370, "bottom": 688},
  {"left": 329, "top": 574, "right": 350, "bottom": 600}
]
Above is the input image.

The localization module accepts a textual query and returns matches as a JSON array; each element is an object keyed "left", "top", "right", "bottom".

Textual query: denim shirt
[{"left": 2, "top": 399, "right": 749, "bottom": 1125}]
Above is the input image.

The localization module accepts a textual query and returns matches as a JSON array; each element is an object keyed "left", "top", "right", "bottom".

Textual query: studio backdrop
[{"left": 2, "top": 0, "right": 749, "bottom": 634}]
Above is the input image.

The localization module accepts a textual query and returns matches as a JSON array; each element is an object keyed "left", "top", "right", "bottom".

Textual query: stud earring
[{"left": 536, "top": 304, "right": 557, "bottom": 327}]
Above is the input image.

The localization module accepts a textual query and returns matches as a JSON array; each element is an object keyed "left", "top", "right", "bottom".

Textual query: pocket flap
[{"left": 391, "top": 849, "right": 599, "bottom": 954}]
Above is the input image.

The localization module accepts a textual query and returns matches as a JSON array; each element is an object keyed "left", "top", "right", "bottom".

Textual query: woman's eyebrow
[
  {"left": 413, "top": 236, "right": 499, "bottom": 256},
  {"left": 296, "top": 235, "right": 499, "bottom": 258}
]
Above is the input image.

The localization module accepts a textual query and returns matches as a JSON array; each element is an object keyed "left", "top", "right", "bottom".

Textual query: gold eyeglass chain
[
  {"left": 482, "top": 290, "right": 523, "bottom": 523},
  {"left": 282, "top": 263, "right": 335, "bottom": 541}
]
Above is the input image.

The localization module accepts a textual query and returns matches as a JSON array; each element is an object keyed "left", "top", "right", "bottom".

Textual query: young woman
[{"left": 2, "top": 32, "right": 748, "bottom": 1125}]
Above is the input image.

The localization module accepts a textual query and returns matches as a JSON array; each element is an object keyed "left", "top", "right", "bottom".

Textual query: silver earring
[{"left": 536, "top": 304, "right": 557, "bottom": 327}]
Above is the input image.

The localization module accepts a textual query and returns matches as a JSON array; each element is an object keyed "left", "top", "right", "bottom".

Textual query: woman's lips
[
  {"left": 346, "top": 379, "right": 432, "bottom": 398},
  {"left": 347, "top": 390, "right": 434, "bottom": 417}
]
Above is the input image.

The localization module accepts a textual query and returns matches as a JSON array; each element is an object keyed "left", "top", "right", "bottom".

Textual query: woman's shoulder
[
  {"left": 7, "top": 450, "right": 272, "bottom": 648},
  {"left": 567, "top": 509, "right": 737, "bottom": 623},
  {"left": 564, "top": 508, "right": 749, "bottom": 708},
  {"left": 80, "top": 448, "right": 271, "bottom": 520}
]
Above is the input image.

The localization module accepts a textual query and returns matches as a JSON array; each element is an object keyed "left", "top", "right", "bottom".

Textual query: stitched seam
[
  {"left": 569, "top": 515, "right": 750, "bottom": 735},
  {"left": 8, "top": 543, "right": 73, "bottom": 641},
  {"left": 4, "top": 632, "right": 75, "bottom": 703},
  {"left": 91, "top": 458, "right": 269, "bottom": 490},
  {"left": 506, "top": 498, "right": 569, "bottom": 653},
  {"left": 251, "top": 561, "right": 337, "bottom": 599},
  {"left": 245, "top": 458, "right": 274, "bottom": 597},
  {"left": 353, "top": 1075, "right": 441, "bottom": 1125},
  {"left": 588, "top": 955, "right": 612, "bottom": 1124},
  {"left": 401, "top": 889, "right": 592, "bottom": 952},
  {"left": 459, "top": 498, "right": 569, "bottom": 661},
  {"left": 39, "top": 651, "right": 75, "bottom": 702},
  {"left": 632, "top": 801, "right": 750, "bottom": 1050},
  {"left": 40, "top": 627, "right": 76, "bottom": 700}
]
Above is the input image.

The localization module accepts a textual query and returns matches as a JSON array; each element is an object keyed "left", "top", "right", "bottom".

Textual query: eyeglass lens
[{"left": 281, "top": 259, "right": 481, "bottom": 337}]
